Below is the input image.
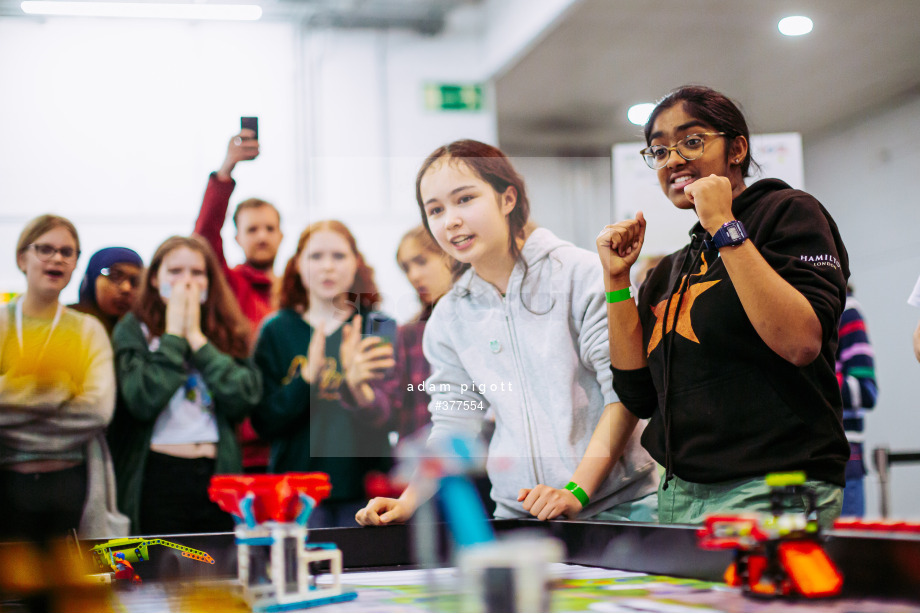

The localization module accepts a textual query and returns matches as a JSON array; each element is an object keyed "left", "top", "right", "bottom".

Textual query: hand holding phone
[
  {"left": 364, "top": 313, "right": 397, "bottom": 350},
  {"left": 220, "top": 120, "right": 259, "bottom": 180},
  {"left": 241, "top": 116, "right": 258, "bottom": 140},
  {"left": 339, "top": 314, "right": 397, "bottom": 406},
  {"left": 340, "top": 314, "right": 397, "bottom": 383}
]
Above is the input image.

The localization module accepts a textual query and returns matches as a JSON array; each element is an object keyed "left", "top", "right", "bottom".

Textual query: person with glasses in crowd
[
  {"left": 70, "top": 248, "right": 144, "bottom": 337},
  {"left": 596, "top": 85, "right": 850, "bottom": 527},
  {"left": 0, "top": 215, "right": 116, "bottom": 542}
]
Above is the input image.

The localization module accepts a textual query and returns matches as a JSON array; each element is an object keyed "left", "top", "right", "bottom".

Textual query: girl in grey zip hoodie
[
  {"left": 356, "top": 140, "right": 657, "bottom": 525},
  {"left": 423, "top": 225, "right": 658, "bottom": 518}
]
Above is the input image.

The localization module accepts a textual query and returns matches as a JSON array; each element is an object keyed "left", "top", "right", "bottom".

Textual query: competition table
[{"left": 35, "top": 520, "right": 920, "bottom": 612}]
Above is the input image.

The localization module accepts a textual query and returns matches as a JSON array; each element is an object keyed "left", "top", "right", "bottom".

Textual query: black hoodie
[{"left": 613, "top": 178, "right": 850, "bottom": 487}]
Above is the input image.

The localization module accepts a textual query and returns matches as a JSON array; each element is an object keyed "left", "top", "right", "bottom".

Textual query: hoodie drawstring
[{"left": 659, "top": 230, "right": 707, "bottom": 490}]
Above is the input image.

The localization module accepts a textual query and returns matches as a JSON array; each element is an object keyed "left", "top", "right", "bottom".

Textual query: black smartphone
[
  {"left": 363, "top": 313, "right": 397, "bottom": 349},
  {"left": 241, "top": 116, "right": 258, "bottom": 140}
]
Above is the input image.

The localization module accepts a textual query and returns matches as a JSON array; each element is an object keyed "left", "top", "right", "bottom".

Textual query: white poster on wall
[{"left": 612, "top": 133, "right": 804, "bottom": 258}]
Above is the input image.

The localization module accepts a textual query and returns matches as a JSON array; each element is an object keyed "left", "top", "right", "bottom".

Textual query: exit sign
[{"left": 424, "top": 83, "right": 484, "bottom": 111}]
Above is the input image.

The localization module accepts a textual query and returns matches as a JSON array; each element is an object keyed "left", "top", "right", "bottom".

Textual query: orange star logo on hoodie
[{"left": 647, "top": 253, "right": 720, "bottom": 355}]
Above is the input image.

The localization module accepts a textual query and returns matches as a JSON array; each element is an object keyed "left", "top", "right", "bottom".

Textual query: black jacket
[{"left": 613, "top": 179, "right": 850, "bottom": 486}]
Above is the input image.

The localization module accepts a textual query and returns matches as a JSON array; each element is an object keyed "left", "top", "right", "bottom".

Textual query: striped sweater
[{"left": 835, "top": 294, "right": 878, "bottom": 439}]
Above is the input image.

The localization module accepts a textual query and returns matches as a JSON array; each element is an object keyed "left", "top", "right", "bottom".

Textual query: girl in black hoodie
[{"left": 597, "top": 85, "right": 849, "bottom": 527}]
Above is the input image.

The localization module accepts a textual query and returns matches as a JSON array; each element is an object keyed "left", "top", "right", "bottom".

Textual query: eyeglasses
[
  {"left": 639, "top": 132, "right": 726, "bottom": 169},
  {"left": 100, "top": 267, "right": 141, "bottom": 288},
  {"left": 30, "top": 243, "right": 80, "bottom": 262}
]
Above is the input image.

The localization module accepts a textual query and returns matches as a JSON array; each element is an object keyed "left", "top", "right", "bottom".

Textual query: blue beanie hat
[{"left": 78, "top": 247, "right": 144, "bottom": 305}]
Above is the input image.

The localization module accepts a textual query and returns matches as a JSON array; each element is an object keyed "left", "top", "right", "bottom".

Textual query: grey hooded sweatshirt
[{"left": 422, "top": 228, "right": 658, "bottom": 518}]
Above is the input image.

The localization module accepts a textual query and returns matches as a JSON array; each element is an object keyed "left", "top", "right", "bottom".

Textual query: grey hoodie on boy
[{"left": 422, "top": 228, "right": 658, "bottom": 518}]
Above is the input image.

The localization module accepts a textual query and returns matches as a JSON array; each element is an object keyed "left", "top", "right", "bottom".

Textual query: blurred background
[{"left": 1, "top": 0, "right": 918, "bottom": 516}]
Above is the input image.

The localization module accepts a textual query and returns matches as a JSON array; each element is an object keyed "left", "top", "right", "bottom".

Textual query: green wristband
[
  {"left": 605, "top": 287, "right": 633, "bottom": 304},
  {"left": 564, "top": 481, "right": 589, "bottom": 507}
]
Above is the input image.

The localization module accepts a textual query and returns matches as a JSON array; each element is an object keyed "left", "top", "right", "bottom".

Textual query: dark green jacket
[
  {"left": 109, "top": 313, "right": 261, "bottom": 532},
  {"left": 252, "top": 309, "right": 391, "bottom": 502}
]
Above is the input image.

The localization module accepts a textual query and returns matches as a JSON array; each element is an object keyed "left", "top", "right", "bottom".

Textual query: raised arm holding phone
[{"left": 194, "top": 119, "right": 283, "bottom": 473}]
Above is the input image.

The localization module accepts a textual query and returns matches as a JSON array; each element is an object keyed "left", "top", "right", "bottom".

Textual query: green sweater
[
  {"left": 109, "top": 313, "right": 261, "bottom": 532},
  {"left": 252, "top": 309, "right": 391, "bottom": 502}
]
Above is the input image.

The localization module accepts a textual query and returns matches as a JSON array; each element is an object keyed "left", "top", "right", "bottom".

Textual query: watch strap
[{"left": 704, "top": 220, "right": 748, "bottom": 250}]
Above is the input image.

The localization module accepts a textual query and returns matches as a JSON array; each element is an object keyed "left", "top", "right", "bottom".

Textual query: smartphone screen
[
  {"left": 363, "top": 313, "right": 396, "bottom": 348},
  {"left": 241, "top": 116, "right": 258, "bottom": 140}
]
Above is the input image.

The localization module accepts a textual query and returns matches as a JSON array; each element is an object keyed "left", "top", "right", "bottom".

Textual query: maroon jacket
[
  {"left": 194, "top": 172, "right": 274, "bottom": 469},
  {"left": 194, "top": 173, "right": 275, "bottom": 335}
]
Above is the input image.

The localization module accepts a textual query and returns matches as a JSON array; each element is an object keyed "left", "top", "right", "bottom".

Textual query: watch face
[{"left": 726, "top": 226, "right": 743, "bottom": 241}]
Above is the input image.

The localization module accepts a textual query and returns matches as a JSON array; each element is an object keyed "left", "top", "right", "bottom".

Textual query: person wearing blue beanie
[{"left": 70, "top": 247, "right": 144, "bottom": 336}]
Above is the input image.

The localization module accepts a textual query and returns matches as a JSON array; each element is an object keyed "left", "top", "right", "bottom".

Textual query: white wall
[
  {"left": 511, "top": 155, "right": 612, "bottom": 250},
  {"left": 304, "top": 26, "right": 496, "bottom": 322},
  {"left": 0, "top": 17, "right": 302, "bottom": 302},
  {"left": 0, "top": 16, "right": 496, "bottom": 322},
  {"left": 806, "top": 93, "right": 920, "bottom": 519}
]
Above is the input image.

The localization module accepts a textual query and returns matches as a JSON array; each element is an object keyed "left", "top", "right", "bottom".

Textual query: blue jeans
[
  {"left": 841, "top": 442, "right": 866, "bottom": 517},
  {"left": 841, "top": 477, "right": 865, "bottom": 517}
]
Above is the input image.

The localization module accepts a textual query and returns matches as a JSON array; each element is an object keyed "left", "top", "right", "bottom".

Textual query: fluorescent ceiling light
[
  {"left": 627, "top": 103, "right": 655, "bottom": 126},
  {"left": 20, "top": 1, "right": 263, "bottom": 20},
  {"left": 778, "top": 15, "right": 813, "bottom": 36}
]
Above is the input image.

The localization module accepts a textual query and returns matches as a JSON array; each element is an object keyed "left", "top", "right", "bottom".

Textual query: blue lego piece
[
  {"left": 240, "top": 492, "right": 258, "bottom": 528},
  {"left": 257, "top": 590, "right": 358, "bottom": 612},
  {"left": 296, "top": 493, "right": 316, "bottom": 526},
  {"left": 236, "top": 537, "right": 275, "bottom": 546},
  {"left": 439, "top": 475, "right": 494, "bottom": 548}
]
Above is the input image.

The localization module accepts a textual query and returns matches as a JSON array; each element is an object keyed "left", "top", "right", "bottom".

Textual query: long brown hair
[
  {"left": 397, "top": 225, "right": 454, "bottom": 320},
  {"left": 414, "top": 139, "right": 531, "bottom": 281},
  {"left": 133, "top": 235, "right": 250, "bottom": 359},
  {"left": 279, "top": 221, "right": 382, "bottom": 314}
]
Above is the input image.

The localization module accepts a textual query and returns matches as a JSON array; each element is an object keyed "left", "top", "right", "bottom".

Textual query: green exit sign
[{"left": 424, "top": 83, "right": 484, "bottom": 111}]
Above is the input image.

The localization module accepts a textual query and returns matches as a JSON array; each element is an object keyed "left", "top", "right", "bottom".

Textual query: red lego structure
[
  {"left": 209, "top": 473, "right": 332, "bottom": 525},
  {"left": 208, "top": 473, "right": 357, "bottom": 611},
  {"left": 696, "top": 472, "right": 843, "bottom": 599}
]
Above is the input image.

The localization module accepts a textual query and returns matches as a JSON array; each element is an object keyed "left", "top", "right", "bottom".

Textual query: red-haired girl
[{"left": 252, "top": 221, "right": 396, "bottom": 528}]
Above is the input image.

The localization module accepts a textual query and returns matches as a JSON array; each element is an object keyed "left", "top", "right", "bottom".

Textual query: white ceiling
[
  {"left": 3, "top": 0, "right": 918, "bottom": 157},
  {"left": 495, "top": 0, "right": 920, "bottom": 155}
]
